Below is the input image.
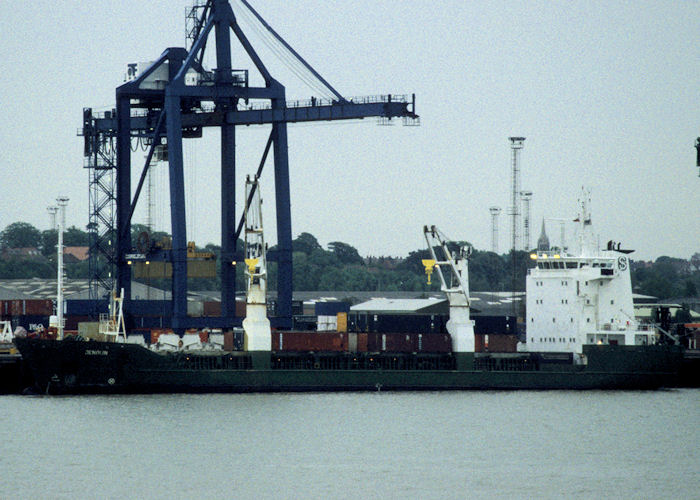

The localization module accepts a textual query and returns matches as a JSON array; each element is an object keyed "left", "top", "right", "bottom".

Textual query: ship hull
[{"left": 14, "top": 338, "right": 683, "bottom": 394}]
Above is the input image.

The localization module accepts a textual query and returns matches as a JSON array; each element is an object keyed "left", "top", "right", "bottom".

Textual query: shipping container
[
  {"left": 233, "top": 330, "right": 244, "bottom": 350},
  {"left": 151, "top": 328, "right": 174, "bottom": 344},
  {"left": 223, "top": 330, "right": 234, "bottom": 351},
  {"left": 487, "top": 334, "right": 519, "bottom": 353},
  {"left": 187, "top": 301, "right": 204, "bottom": 317},
  {"left": 357, "top": 333, "right": 368, "bottom": 352},
  {"left": 65, "top": 300, "right": 108, "bottom": 316},
  {"left": 365, "top": 332, "right": 452, "bottom": 353},
  {"left": 291, "top": 300, "right": 304, "bottom": 316},
  {"left": 12, "top": 315, "right": 50, "bottom": 332},
  {"left": 348, "top": 332, "right": 358, "bottom": 352},
  {"left": 223, "top": 330, "right": 244, "bottom": 351},
  {"left": 475, "top": 334, "right": 485, "bottom": 353},
  {"left": 206, "top": 300, "right": 246, "bottom": 317},
  {"left": 473, "top": 315, "right": 516, "bottom": 335},
  {"left": 203, "top": 301, "right": 221, "bottom": 317},
  {"left": 349, "top": 313, "right": 448, "bottom": 334},
  {"left": 130, "top": 300, "right": 173, "bottom": 317},
  {"left": 337, "top": 312, "right": 348, "bottom": 333},
  {"left": 272, "top": 331, "right": 347, "bottom": 352},
  {"left": 419, "top": 333, "right": 452, "bottom": 353},
  {"left": 367, "top": 332, "right": 416, "bottom": 352},
  {"left": 24, "top": 299, "right": 54, "bottom": 316},
  {"left": 315, "top": 301, "right": 350, "bottom": 316},
  {"left": 236, "top": 300, "right": 246, "bottom": 317},
  {"left": 316, "top": 315, "right": 337, "bottom": 332},
  {"left": 475, "top": 333, "right": 519, "bottom": 353},
  {"left": 9, "top": 300, "right": 23, "bottom": 316},
  {"left": 64, "top": 315, "right": 90, "bottom": 330}
]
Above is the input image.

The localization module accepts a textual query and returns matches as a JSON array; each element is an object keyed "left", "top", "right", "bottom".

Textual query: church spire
[{"left": 537, "top": 218, "right": 550, "bottom": 251}]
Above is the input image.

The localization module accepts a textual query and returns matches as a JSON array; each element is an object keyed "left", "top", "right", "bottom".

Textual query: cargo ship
[{"left": 13, "top": 185, "right": 683, "bottom": 393}]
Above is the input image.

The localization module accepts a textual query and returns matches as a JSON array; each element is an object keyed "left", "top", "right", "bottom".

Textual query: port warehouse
[{"left": 3, "top": 279, "right": 698, "bottom": 352}]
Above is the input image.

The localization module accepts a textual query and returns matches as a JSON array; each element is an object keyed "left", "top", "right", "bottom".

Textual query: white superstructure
[{"left": 523, "top": 190, "right": 655, "bottom": 354}]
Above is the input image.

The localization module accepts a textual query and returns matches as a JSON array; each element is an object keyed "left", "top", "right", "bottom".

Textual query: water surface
[{"left": 3, "top": 390, "right": 698, "bottom": 499}]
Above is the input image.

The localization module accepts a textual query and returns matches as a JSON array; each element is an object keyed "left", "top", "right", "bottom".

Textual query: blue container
[
  {"left": 65, "top": 300, "right": 109, "bottom": 316},
  {"left": 129, "top": 300, "right": 172, "bottom": 317},
  {"left": 12, "top": 315, "right": 50, "bottom": 331},
  {"left": 315, "top": 301, "right": 350, "bottom": 316}
]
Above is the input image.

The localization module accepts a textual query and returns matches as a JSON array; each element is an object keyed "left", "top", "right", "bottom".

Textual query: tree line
[{"left": 1, "top": 221, "right": 699, "bottom": 300}]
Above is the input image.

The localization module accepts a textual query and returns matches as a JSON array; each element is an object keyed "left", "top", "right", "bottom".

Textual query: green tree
[
  {"left": 469, "top": 250, "right": 507, "bottom": 291},
  {"left": 292, "top": 232, "right": 323, "bottom": 255},
  {"left": 691, "top": 252, "right": 700, "bottom": 272},
  {"left": 40, "top": 229, "right": 58, "bottom": 256},
  {"left": 0, "top": 222, "right": 42, "bottom": 249},
  {"left": 328, "top": 241, "right": 363, "bottom": 265},
  {"left": 64, "top": 225, "right": 90, "bottom": 246},
  {"left": 0, "top": 258, "right": 54, "bottom": 278}
]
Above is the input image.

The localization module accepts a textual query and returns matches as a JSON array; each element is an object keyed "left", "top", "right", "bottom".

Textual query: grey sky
[{"left": 1, "top": 1, "right": 698, "bottom": 261}]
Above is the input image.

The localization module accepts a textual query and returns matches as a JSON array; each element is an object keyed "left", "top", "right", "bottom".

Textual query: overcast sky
[{"left": 1, "top": 0, "right": 698, "bottom": 261}]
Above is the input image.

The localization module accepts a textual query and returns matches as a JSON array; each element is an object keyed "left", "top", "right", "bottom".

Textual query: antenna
[{"left": 489, "top": 206, "right": 502, "bottom": 253}]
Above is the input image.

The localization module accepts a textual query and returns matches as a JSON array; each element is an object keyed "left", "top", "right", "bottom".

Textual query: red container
[
  {"left": 419, "top": 333, "right": 452, "bottom": 353},
  {"left": 10, "top": 300, "right": 23, "bottom": 316},
  {"left": 357, "top": 333, "right": 368, "bottom": 352},
  {"left": 223, "top": 331, "right": 235, "bottom": 351},
  {"left": 475, "top": 334, "right": 486, "bottom": 353},
  {"left": 25, "top": 299, "right": 54, "bottom": 316},
  {"left": 367, "top": 332, "right": 418, "bottom": 352},
  {"left": 486, "top": 334, "right": 519, "bottom": 353},
  {"left": 203, "top": 301, "right": 221, "bottom": 317},
  {"left": 198, "top": 330, "right": 209, "bottom": 343},
  {"left": 273, "top": 332, "right": 347, "bottom": 352},
  {"left": 202, "top": 301, "right": 247, "bottom": 317},
  {"left": 64, "top": 315, "right": 90, "bottom": 330},
  {"left": 235, "top": 300, "right": 246, "bottom": 317},
  {"left": 151, "top": 328, "right": 174, "bottom": 344}
]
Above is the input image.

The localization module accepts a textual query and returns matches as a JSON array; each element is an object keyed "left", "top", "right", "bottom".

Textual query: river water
[{"left": 2, "top": 389, "right": 698, "bottom": 499}]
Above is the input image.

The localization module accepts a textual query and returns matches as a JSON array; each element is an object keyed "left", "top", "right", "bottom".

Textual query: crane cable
[
  {"left": 232, "top": 1, "right": 335, "bottom": 100},
  {"left": 234, "top": 3, "right": 331, "bottom": 99}
]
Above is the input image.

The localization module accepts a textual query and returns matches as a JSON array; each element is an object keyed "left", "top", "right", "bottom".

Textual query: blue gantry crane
[{"left": 81, "top": 0, "right": 418, "bottom": 331}]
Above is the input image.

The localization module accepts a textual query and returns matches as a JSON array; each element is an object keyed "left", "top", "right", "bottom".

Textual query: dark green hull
[{"left": 13, "top": 338, "right": 683, "bottom": 394}]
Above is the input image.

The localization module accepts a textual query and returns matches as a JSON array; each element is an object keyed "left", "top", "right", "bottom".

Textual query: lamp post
[{"left": 56, "top": 197, "right": 69, "bottom": 340}]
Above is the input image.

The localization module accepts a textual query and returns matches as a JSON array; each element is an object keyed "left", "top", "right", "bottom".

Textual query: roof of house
[{"left": 63, "top": 246, "right": 89, "bottom": 261}]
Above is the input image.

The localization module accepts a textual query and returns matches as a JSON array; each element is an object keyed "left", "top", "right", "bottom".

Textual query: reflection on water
[{"left": 3, "top": 390, "right": 699, "bottom": 499}]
